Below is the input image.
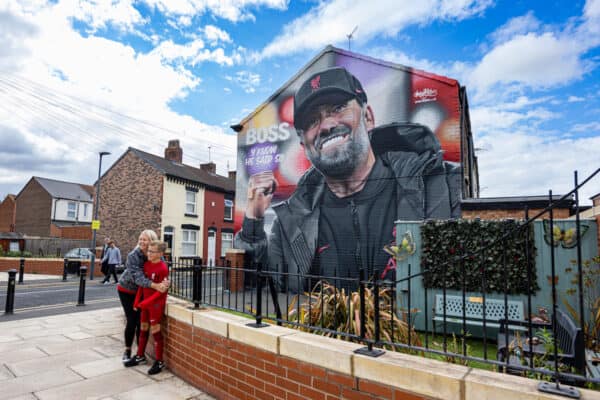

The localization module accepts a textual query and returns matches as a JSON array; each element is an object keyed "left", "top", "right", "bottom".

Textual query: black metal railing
[{"left": 167, "top": 169, "right": 600, "bottom": 398}]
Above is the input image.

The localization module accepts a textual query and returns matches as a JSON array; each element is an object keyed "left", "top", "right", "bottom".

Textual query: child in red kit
[{"left": 124, "top": 240, "right": 168, "bottom": 375}]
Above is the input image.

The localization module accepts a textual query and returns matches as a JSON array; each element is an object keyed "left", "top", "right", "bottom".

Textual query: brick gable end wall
[
  {"left": 15, "top": 180, "right": 52, "bottom": 237},
  {"left": 0, "top": 196, "right": 16, "bottom": 232},
  {"left": 97, "top": 151, "right": 163, "bottom": 254}
]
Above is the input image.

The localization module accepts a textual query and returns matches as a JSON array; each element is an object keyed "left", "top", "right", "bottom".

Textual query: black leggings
[{"left": 118, "top": 290, "right": 140, "bottom": 348}]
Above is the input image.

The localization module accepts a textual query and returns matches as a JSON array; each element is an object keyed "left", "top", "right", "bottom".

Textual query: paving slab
[
  {"left": 0, "top": 367, "right": 83, "bottom": 400},
  {"left": 35, "top": 369, "right": 152, "bottom": 400},
  {"left": 0, "top": 346, "right": 48, "bottom": 363},
  {"left": 7, "top": 349, "right": 104, "bottom": 377},
  {"left": 117, "top": 376, "right": 202, "bottom": 400},
  {"left": 0, "top": 306, "right": 216, "bottom": 400},
  {"left": 70, "top": 356, "right": 126, "bottom": 378}
]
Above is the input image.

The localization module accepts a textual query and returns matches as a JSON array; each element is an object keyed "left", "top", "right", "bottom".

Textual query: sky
[{"left": 1, "top": 0, "right": 599, "bottom": 205}]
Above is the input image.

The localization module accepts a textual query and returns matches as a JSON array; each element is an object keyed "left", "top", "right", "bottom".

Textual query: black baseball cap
[{"left": 293, "top": 67, "right": 367, "bottom": 130}]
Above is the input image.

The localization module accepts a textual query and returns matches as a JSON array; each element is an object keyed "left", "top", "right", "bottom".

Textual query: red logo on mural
[{"left": 310, "top": 75, "right": 321, "bottom": 91}]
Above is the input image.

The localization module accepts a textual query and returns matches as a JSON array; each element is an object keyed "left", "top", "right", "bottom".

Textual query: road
[{"left": 0, "top": 275, "right": 121, "bottom": 321}]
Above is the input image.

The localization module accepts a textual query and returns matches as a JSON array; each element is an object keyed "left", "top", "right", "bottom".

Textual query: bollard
[
  {"left": 77, "top": 266, "right": 87, "bottom": 306},
  {"left": 18, "top": 258, "right": 24, "bottom": 284},
  {"left": 5, "top": 269, "right": 17, "bottom": 314},
  {"left": 62, "top": 258, "right": 68, "bottom": 281}
]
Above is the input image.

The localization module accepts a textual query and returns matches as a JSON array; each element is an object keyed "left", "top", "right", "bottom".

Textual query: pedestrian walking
[{"left": 101, "top": 240, "right": 121, "bottom": 284}]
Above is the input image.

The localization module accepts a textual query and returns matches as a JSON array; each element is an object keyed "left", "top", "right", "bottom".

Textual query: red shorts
[{"left": 140, "top": 302, "right": 165, "bottom": 325}]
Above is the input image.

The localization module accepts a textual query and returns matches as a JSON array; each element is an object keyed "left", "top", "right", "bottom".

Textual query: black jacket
[{"left": 235, "top": 122, "right": 462, "bottom": 291}]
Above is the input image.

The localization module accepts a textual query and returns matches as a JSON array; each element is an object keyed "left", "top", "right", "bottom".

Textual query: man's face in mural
[{"left": 299, "top": 98, "right": 374, "bottom": 179}]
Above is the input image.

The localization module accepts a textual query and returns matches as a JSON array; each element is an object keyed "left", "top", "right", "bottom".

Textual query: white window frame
[
  {"left": 221, "top": 232, "right": 233, "bottom": 257},
  {"left": 224, "top": 199, "right": 233, "bottom": 221},
  {"left": 67, "top": 201, "right": 77, "bottom": 219},
  {"left": 185, "top": 190, "right": 196, "bottom": 214},
  {"left": 181, "top": 229, "right": 197, "bottom": 256}
]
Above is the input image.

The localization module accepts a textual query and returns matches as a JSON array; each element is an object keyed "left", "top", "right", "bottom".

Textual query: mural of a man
[{"left": 235, "top": 67, "right": 461, "bottom": 291}]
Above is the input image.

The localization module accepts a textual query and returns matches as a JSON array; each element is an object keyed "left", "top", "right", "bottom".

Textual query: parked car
[{"left": 64, "top": 248, "right": 94, "bottom": 259}]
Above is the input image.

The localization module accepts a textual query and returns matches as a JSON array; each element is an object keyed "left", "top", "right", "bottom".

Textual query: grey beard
[{"left": 305, "top": 119, "right": 370, "bottom": 179}]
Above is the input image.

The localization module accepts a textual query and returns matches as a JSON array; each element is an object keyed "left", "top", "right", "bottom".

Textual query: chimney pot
[{"left": 228, "top": 170, "right": 236, "bottom": 181}]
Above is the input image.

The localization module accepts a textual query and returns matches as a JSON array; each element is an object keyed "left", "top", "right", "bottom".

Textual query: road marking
[{"left": 13, "top": 298, "right": 118, "bottom": 312}]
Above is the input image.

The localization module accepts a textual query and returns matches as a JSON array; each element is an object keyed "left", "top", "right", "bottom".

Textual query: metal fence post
[
  {"left": 354, "top": 269, "right": 384, "bottom": 357},
  {"left": 77, "top": 266, "right": 87, "bottom": 306},
  {"left": 18, "top": 258, "right": 24, "bottom": 284},
  {"left": 192, "top": 257, "right": 202, "bottom": 309},
  {"left": 5, "top": 269, "right": 17, "bottom": 314},
  {"left": 247, "top": 262, "right": 268, "bottom": 328},
  {"left": 62, "top": 258, "right": 68, "bottom": 281}
]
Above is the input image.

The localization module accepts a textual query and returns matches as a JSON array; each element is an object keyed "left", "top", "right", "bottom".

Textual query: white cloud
[
  {"left": 568, "top": 95, "right": 585, "bottom": 102},
  {"left": 58, "top": 0, "right": 146, "bottom": 32},
  {"left": 227, "top": 70, "right": 260, "bottom": 93},
  {"left": 470, "top": 33, "right": 586, "bottom": 91},
  {"left": 488, "top": 12, "right": 541, "bottom": 45},
  {"left": 260, "top": 0, "right": 493, "bottom": 59},
  {"left": 475, "top": 130, "right": 600, "bottom": 202},
  {"left": 142, "top": 0, "right": 288, "bottom": 23},
  {"left": 203, "top": 25, "right": 232, "bottom": 46},
  {"left": 572, "top": 121, "right": 600, "bottom": 132},
  {"left": 0, "top": 0, "right": 238, "bottom": 197}
]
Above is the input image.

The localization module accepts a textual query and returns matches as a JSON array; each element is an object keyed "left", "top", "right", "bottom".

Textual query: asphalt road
[{"left": 0, "top": 275, "right": 121, "bottom": 321}]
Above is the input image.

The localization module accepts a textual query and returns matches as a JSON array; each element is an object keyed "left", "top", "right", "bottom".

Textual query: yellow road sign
[{"left": 92, "top": 220, "right": 100, "bottom": 230}]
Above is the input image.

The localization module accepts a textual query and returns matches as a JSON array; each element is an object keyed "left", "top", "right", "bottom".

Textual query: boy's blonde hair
[{"left": 149, "top": 240, "right": 167, "bottom": 253}]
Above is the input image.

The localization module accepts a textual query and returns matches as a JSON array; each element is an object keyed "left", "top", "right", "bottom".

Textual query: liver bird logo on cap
[{"left": 310, "top": 75, "right": 320, "bottom": 91}]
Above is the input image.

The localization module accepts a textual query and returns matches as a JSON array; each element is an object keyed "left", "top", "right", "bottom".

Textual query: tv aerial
[{"left": 347, "top": 26, "right": 358, "bottom": 51}]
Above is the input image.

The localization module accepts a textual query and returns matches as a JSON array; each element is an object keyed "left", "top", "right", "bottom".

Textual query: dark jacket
[
  {"left": 117, "top": 247, "right": 153, "bottom": 292},
  {"left": 234, "top": 122, "right": 462, "bottom": 291}
]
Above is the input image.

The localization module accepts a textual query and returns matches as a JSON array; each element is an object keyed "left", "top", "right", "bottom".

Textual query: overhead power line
[{"left": 0, "top": 73, "right": 236, "bottom": 163}]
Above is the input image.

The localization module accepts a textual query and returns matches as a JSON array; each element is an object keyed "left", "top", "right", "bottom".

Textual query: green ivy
[{"left": 421, "top": 219, "right": 538, "bottom": 295}]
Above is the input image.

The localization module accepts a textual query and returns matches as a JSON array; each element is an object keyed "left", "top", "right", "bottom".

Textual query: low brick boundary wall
[
  {"left": 162, "top": 299, "right": 600, "bottom": 400},
  {"left": 0, "top": 257, "right": 103, "bottom": 277}
]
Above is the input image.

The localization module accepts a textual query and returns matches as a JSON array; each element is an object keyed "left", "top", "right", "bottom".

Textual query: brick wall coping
[
  {"left": 0, "top": 257, "right": 100, "bottom": 262},
  {"left": 164, "top": 299, "right": 600, "bottom": 400}
]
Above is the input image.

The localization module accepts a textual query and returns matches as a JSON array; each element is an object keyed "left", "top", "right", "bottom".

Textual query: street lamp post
[{"left": 90, "top": 151, "right": 110, "bottom": 280}]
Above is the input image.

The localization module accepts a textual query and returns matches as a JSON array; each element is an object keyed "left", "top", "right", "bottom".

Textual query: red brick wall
[
  {"left": 462, "top": 208, "right": 570, "bottom": 220},
  {"left": 203, "top": 190, "right": 235, "bottom": 264},
  {"left": 57, "top": 225, "right": 93, "bottom": 240},
  {"left": 96, "top": 151, "right": 163, "bottom": 255},
  {"left": 0, "top": 257, "right": 103, "bottom": 277},
  {"left": 0, "top": 195, "right": 16, "bottom": 232},
  {"left": 15, "top": 179, "right": 52, "bottom": 236},
  {"left": 162, "top": 317, "right": 428, "bottom": 400}
]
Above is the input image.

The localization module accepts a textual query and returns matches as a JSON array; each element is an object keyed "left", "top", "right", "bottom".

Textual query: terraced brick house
[{"left": 97, "top": 140, "right": 235, "bottom": 264}]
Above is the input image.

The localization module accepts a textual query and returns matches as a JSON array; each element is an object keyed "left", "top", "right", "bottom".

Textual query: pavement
[{"left": 0, "top": 302, "right": 216, "bottom": 400}]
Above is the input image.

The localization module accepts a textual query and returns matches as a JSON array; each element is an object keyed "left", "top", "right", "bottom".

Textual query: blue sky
[{"left": 0, "top": 0, "right": 599, "bottom": 203}]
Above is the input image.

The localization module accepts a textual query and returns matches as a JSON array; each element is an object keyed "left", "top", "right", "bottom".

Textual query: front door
[{"left": 207, "top": 230, "right": 216, "bottom": 267}]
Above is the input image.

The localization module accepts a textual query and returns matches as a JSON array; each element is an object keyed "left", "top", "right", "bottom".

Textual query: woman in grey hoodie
[{"left": 117, "top": 229, "right": 169, "bottom": 363}]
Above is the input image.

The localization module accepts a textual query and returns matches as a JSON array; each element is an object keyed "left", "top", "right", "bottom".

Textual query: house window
[
  {"left": 67, "top": 202, "right": 77, "bottom": 219},
  {"left": 181, "top": 229, "right": 197, "bottom": 256},
  {"left": 221, "top": 232, "right": 233, "bottom": 257},
  {"left": 224, "top": 199, "right": 233, "bottom": 220},
  {"left": 83, "top": 203, "right": 88, "bottom": 217},
  {"left": 185, "top": 190, "right": 196, "bottom": 214}
]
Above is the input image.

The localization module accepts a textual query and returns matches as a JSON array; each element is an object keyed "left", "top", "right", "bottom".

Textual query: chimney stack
[
  {"left": 228, "top": 171, "right": 236, "bottom": 181},
  {"left": 165, "top": 140, "right": 182, "bottom": 163},
  {"left": 200, "top": 162, "right": 216, "bottom": 174}
]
